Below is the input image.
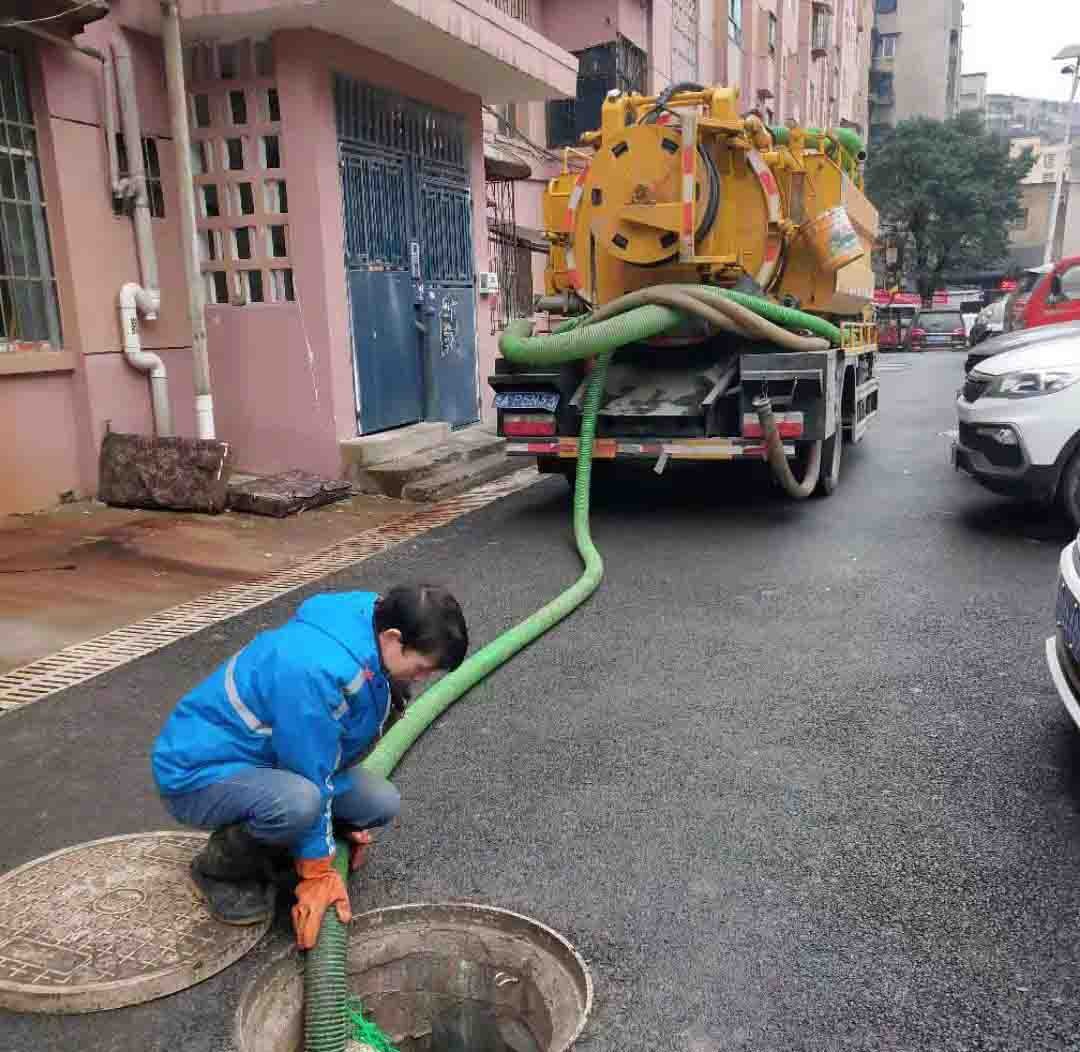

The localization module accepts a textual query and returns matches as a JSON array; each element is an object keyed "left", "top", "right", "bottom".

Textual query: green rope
[{"left": 346, "top": 997, "right": 400, "bottom": 1052}]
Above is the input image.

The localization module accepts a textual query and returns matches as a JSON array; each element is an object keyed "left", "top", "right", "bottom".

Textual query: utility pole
[{"left": 1043, "top": 45, "right": 1080, "bottom": 266}]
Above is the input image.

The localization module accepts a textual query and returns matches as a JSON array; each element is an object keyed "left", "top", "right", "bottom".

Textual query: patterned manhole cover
[{"left": 0, "top": 832, "right": 272, "bottom": 1014}]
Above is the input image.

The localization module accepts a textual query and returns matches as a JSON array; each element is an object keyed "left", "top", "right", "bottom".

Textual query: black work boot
[
  {"left": 190, "top": 824, "right": 277, "bottom": 926},
  {"left": 261, "top": 842, "right": 301, "bottom": 895}
]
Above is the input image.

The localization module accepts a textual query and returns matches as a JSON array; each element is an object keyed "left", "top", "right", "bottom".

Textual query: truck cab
[{"left": 1013, "top": 257, "right": 1080, "bottom": 331}]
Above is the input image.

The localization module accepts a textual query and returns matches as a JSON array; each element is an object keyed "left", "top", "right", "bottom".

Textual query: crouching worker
[{"left": 151, "top": 585, "right": 467, "bottom": 948}]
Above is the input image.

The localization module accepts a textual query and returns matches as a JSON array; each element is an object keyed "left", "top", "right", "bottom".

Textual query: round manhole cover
[{"left": 0, "top": 832, "right": 272, "bottom": 1014}]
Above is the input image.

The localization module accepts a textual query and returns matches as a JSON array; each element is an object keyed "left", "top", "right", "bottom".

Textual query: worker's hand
[
  {"left": 345, "top": 829, "right": 374, "bottom": 872},
  {"left": 291, "top": 857, "right": 352, "bottom": 950}
]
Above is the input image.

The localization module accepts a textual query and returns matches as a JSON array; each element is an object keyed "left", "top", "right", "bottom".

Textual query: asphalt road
[{"left": 4, "top": 352, "right": 1080, "bottom": 1052}]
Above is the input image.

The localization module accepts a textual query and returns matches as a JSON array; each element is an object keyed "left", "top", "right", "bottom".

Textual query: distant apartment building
[
  {"left": 985, "top": 93, "right": 1080, "bottom": 142},
  {"left": 867, "top": 0, "right": 963, "bottom": 144},
  {"left": 530, "top": 0, "right": 872, "bottom": 139},
  {"left": 1006, "top": 144, "right": 1080, "bottom": 268},
  {"left": 735, "top": 0, "right": 873, "bottom": 133},
  {"left": 1010, "top": 136, "right": 1072, "bottom": 186},
  {"left": 487, "top": 0, "right": 874, "bottom": 156},
  {"left": 958, "top": 71, "right": 987, "bottom": 121}
]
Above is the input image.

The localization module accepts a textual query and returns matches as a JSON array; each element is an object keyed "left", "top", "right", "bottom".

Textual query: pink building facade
[
  {"left": 735, "top": 0, "right": 872, "bottom": 133},
  {"left": 3, "top": 0, "right": 575, "bottom": 514}
]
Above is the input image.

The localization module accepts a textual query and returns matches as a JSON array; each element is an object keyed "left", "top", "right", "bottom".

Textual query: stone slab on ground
[
  {"left": 227, "top": 471, "right": 352, "bottom": 518},
  {"left": 98, "top": 433, "right": 234, "bottom": 514}
]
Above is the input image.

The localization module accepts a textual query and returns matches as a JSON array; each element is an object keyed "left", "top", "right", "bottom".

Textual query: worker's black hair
[{"left": 374, "top": 585, "right": 468, "bottom": 671}]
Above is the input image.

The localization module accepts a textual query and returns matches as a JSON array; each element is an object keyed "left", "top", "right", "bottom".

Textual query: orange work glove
[
  {"left": 291, "top": 857, "right": 352, "bottom": 950},
  {"left": 345, "top": 829, "right": 374, "bottom": 872}
]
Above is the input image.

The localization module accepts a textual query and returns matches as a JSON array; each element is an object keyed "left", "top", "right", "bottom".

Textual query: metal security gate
[{"left": 336, "top": 75, "right": 478, "bottom": 433}]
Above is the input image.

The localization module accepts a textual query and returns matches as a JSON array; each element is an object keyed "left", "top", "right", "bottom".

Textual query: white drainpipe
[
  {"left": 111, "top": 32, "right": 173, "bottom": 436},
  {"left": 120, "top": 282, "right": 173, "bottom": 437}
]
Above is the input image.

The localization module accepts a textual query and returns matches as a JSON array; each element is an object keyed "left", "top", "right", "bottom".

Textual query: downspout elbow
[{"left": 120, "top": 282, "right": 173, "bottom": 436}]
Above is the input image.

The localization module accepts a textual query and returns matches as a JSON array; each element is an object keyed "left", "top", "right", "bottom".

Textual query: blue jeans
[{"left": 161, "top": 765, "right": 400, "bottom": 851}]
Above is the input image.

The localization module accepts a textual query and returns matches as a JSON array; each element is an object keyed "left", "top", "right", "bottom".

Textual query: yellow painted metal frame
[{"left": 539, "top": 84, "right": 879, "bottom": 321}]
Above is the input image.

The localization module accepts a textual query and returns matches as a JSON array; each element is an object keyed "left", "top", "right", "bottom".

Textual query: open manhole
[{"left": 236, "top": 902, "right": 592, "bottom": 1052}]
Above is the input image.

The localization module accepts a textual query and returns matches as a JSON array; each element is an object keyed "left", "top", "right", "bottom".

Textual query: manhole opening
[
  {"left": 350, "top": 949, "right": 550, "bottom": 1051},
  {"left": 236, "top": 904, "right": 592, "bottom": 1052}
]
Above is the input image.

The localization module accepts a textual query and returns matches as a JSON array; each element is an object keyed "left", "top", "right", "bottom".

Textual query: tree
[{"left": 865, "top": 112, "right": 1035, "bottom": 301}]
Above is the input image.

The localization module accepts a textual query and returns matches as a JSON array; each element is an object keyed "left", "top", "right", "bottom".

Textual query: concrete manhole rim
[
  {"left": 235, "top": 900, "right": 594, "bottom": 1052},
  {"left": 0, "top": 831, "right": 272, "bottom": 1015}
]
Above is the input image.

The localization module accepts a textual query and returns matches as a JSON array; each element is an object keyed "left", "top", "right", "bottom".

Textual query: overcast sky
[{"left": 962, "top": 0, "right": 1080, "bottom": 100}]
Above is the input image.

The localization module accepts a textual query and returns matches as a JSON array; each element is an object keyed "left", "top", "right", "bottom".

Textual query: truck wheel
[
  {"left": 815, "top": 430, "right": 842, "bottom": 497},
  {"left": 1059, "top": 449, "right": 1080, "bottom": 529}
]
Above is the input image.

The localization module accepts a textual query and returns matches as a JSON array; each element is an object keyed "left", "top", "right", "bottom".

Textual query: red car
[
  {"left": 1010, "top": 257, "right": 1080, "bottom": 332},
  {"left": 906, "top": 307, "right": 968, "bottom": 351}
]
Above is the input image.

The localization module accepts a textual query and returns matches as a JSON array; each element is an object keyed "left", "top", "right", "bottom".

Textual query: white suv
[{"left": 953, "top": 327, "right": 1080, "bottom": 527}]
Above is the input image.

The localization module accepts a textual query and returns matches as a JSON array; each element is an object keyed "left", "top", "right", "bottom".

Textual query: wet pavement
[
  {"left": 3, "top": 352, "right": 1080, "bottom": 1051},
  {"left": 0, "top": 493, "right": 413, "bottom": 674}
]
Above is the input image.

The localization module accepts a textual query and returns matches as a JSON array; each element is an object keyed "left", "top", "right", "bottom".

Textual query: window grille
[{"left": 0, "top": 48, "right": 61, "bottom": 349}]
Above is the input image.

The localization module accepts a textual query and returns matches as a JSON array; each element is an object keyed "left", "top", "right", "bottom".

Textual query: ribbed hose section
[
  {"left": 302, "top": 323, "right": 625, "bottom": 1052},
  {"left": 706, "top": 288, "right": 843, "bottom": 345},
  {"left": 360, "top": 347, "right": 613, "bottom": 781},
  {"left": 587, "top": 286, "right": 741, "bottom": 334},
  {"left": 576, "top": 285, "right": 838, "bottom": 350},
  {"left": 754, "top": 394, "right": 822, "bottom": 497},
  {"left": 302, "top": 846, "right": 351, "bottom": 1052}
]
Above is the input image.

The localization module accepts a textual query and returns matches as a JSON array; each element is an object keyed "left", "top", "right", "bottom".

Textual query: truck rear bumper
[{"left": 506, "top": 437, "right": 797, "bottom": 461}]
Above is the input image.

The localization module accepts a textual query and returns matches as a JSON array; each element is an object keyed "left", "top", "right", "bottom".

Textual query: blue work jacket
[{"left": 151, "top": 591, "right": 391, "bottom": 859}]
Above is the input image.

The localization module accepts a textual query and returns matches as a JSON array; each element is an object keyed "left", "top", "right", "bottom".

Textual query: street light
[{"left": 1043, "top": 45, "right": 1080, "bottom": 265}]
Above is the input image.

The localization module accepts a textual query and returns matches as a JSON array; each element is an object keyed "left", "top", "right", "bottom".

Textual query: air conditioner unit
[{"left": 477, "top": 272, "right": 500, "bottom": 295}]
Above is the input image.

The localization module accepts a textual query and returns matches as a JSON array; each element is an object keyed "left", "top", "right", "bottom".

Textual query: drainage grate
[{"left": 0, "top": 469, "right": 541, "bottom": 713}]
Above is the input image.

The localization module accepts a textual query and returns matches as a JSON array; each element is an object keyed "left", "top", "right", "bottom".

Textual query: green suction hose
[
  {"left": 303, "top": 846, "right": 352, "bottom": 1052},
  {"left": 706, "top": 288, "right": 843, "bottom": 345},
  {"left": 360, "top": 345, "right": 613, "bottom": 781},
  {"left": 302, "top": 287, "right": 840, "bottom": 1052},
  {"left": 302, "top": 334, "right": 621, "bottom": 1052}
]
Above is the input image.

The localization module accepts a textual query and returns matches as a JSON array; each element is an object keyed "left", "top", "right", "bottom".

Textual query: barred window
[
  {"left": 0, "top": 48, "right": 61, "bottom": 349},
  {"left": 116, "top": 134, "right": 165, "bottom": 218}
]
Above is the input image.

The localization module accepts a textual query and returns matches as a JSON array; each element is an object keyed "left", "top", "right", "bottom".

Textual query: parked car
[
  {"left": 959, "top": 297, "right": 984, "bottom": 341},
  {"left": 875, "top": 302, "right": 917, "bottom": 350},
  {"left": 907, "top": 307, "right": 967, "bottom": 351},
  {"left": 1006, "top": 258, "right": 1080, "bottom": 332},
  {"left": 964, "top": 321, "right": 1080, "bottom": 374},
  {"left": 968, "top": 298, "right": 1006, "bottom": 347},
  {"left": 952, "top": 326, "right": 1080, "bottom": 526},
  {"left": 1045, "top": 532, "right": 1080, "bottom": 731},
  {"left": 1003, "top": 264, "right": 1053, "bottom": 332}
]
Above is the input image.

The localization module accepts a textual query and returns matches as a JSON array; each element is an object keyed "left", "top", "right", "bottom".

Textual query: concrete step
[
  {"left": 340, "top": 422, "right": 449, "bottom": 473},
  {"left": 400, "top": 449, "right": 526, "bottom": 503},
  {"left": 362, "top": 427, "right": 507, "bottom": 499}
]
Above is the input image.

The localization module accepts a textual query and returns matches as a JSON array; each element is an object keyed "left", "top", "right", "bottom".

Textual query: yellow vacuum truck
[{"left": 490, "top": 83, "right": 880, "bottom": 497}]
